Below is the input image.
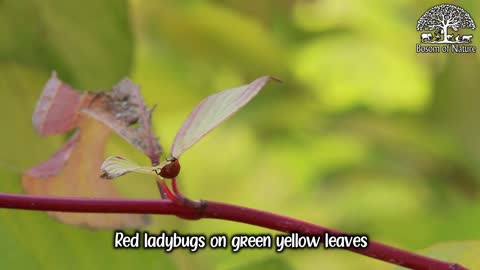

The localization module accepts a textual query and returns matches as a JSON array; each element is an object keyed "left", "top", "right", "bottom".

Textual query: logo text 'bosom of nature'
[{"left": 416, "top": 4, "right": 476, "bottom": 53}]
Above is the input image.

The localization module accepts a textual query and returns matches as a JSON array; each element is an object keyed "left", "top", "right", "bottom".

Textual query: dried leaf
[
  {"left": 171, "top": 76, "right": 278, "bottom": 158},
  {"left": 23, "top": 72, "right": 162, "bottom": 228},
  {"left": 81, "top": 78, "right": 162, "bottom": 162},
  {"left": 23, "top": 116, "right": 147, "bottom": 228}
]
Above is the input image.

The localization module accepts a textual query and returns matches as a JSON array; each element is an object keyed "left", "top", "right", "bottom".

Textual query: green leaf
[
  {"left": 0, "top": 63, "right": 61, "bottom": 171},
  {"left": 294, "top": 35, "right": 431, "bottom": 113},
  {"left": 390, "top": 241, "right": 480, "bottom": 270},
  {"left": 231, "top": 257, "right": 293, "bottom": 270},
  {"left": 0, "top": 0, "right": 133, "bottom": 89},
  {"left": 131, "top": 0, "right": 287, "bottom": 78}
]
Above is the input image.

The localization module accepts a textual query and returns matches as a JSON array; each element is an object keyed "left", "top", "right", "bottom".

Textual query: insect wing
[{"left": 170, "top": 76, "right": 277, "bottom": 158}]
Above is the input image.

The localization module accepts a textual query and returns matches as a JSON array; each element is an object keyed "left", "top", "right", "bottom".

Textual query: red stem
[
  {"left": 171, "top": 177, "right": 180, "bottom": 195},
  {"left": 0, "top": 192, "right": 467, "bottom": 270},
  {"left": 155, "top": 179, "right": 168, "bottom": 199},
  {"left": 157, "top": 180, "right": 177, "bottom": 202}
]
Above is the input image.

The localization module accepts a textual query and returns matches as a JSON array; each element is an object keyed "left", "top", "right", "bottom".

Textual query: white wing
[{"left": 170, "top": 76, "right": 278, "bottom": 158}]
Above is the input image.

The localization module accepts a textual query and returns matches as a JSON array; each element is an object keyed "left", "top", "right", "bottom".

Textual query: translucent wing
[
  {"left": 171, "top": 76, "right": 278, "bottom": 158},
  {"left": 100, "top": 156, "right": 158, "bottom": 179}
]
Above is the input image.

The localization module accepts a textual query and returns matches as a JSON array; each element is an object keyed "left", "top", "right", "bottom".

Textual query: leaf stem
[
  {"left": 155, "top": 179, "right": 168, "bottom": 199},
  {"left": 0, "top": 192, "right": 467, "bottom": 270},
  {"left": 157, "top": 179, "right": 177, "bottom": 202}
]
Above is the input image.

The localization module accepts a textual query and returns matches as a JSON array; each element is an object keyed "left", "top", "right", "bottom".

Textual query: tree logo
[{"left": 416, "top": 4, "right": 477, "bottom": 53}]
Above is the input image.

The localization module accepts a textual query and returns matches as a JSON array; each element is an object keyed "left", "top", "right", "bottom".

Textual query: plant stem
[{"left": 0, "top": 192, "right": 467, "bottom": 270}]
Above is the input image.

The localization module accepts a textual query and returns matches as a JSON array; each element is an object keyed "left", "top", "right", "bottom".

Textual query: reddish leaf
[
  {"left": 171, "top": 76, "right": 278, "bottom": 158},
  {"left": 32, "top": 71, "right": 92, "bottom": 136},
  {"left": 23, "top": 116, "right": 147, "bottom": 228},
  {"left": 25, "top": 130, "right": 80, "bottom": 178},
  {"left": 23, "top": 72, "right": 161, "bottom": 228}
]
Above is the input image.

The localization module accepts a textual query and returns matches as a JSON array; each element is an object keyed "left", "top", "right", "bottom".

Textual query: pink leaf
[
  {"left": 23, "top": 116, "right": 148, "bottom": 228},
  {"left": 24, "top": 131, "right": 80, "bottom": 178},
  {"left": 23, "top": 72, "right": 162, "bottom": 228},
  {"left": 171, "top": 76, "right": 279, "bottom": 158},
  {"left": 32, "top": 71, "right": 92, "bottom": 136}
]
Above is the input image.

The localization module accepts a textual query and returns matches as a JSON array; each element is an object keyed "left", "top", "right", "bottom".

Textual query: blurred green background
[{"left": 1, "top": 0, "right": 479, "bottom": 269}]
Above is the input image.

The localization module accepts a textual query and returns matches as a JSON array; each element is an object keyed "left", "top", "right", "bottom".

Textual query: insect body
[{"left": 157, "top": 159, "right": 180, "bottom": 179}]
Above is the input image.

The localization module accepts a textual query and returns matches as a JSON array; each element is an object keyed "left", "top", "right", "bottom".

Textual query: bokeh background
[{"left": 1, "top": 0, "right": 479, "bottom": 269}]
